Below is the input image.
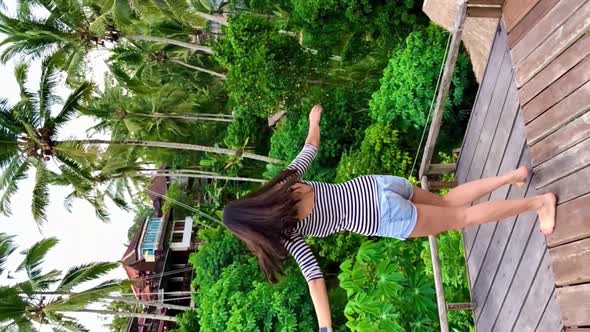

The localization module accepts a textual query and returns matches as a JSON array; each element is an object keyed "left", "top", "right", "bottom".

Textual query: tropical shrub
[
  {"left": 265, "top": 84, "right": 372, "bottom": 182},
  {"left": 215, "top": 13, "right": 315, "bottom": 118},
  {"left": 369, "top": 24, "right": 476, "bottom": 150},
  {"left": 336, "top": 123, "right": 412, "bottom": 182},
  {"left": 189, "top": 227, "right": 317, "bottom": 331},
  {"left": 338, "top": 240, "right": 437, "bottom": 331},
  {"left": 173, "top": 311, "right": 200, "bottom": 332},
  {"left": 290, "top": 0, "right": 426, "bottom": 53}
]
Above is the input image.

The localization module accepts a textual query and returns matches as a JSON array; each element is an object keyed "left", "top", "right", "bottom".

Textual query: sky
[{"left": 0, "top": 1, "right": 136, "bottom": 330}]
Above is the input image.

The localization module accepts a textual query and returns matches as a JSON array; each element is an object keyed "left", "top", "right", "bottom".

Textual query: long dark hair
[{"left": 222, "top": 169, "right": 302, "bottom": 283}]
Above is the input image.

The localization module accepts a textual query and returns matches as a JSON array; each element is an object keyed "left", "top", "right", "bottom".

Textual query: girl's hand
[{"left": 309, "top": 104, "right": 323, "bottom": 126}]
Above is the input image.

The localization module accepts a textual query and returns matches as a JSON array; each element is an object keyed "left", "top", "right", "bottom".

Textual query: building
[{"left": 122, "top": 176, "right": 198, "bottom": 332}]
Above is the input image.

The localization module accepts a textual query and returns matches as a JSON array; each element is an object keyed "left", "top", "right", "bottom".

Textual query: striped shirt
[{"left": 281, "top": 144, "right": 380, "bottom": 281}]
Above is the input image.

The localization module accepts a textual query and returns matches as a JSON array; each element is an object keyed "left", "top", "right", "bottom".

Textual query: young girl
[{"left": 222, "top": 104, "right": 556, "bottom": 332}]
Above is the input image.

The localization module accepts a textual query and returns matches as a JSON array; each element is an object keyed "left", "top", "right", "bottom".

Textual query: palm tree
[
  {"left": 86, "top": 81, "right": 232, "bottom": 137},
  {"left": 0, "top": 61, "right": 279, "bottom": 223},
  {"left": 0, "top": 0, "right": 216, "bottom": 83},
  {"left": 0, "top": 235, "right": 180, "bottom": 330},
  {"left": 0, "top": 61, "right": 104, "bottom": 224}
]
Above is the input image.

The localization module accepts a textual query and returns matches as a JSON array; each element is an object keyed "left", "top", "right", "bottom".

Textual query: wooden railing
[{"left": 418, "top": 1, "right": 480, "bottom": 331}]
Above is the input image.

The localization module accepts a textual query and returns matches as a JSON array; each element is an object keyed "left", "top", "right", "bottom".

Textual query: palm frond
[
  {"left": 18, "top": 269, "right": 62, "bottom": 293},
  {"left": 36, "top": 58, "right": 61, "bottom": 128},
  {"left": 0, "top": 157, "right": 31, "bottom": 216},
  {"left": 45, "top": 279, "right": 131, "bottom": 312},
  {"left": 0, "top": 130, "right": 20, "bottom": 169},
  {"left": 56, "top": 262, "right": 119, "bottom": 292},
  {"left": 47, "top": 82, "right": 94, "bottom": 132},
  {"left": 55, "top": 316, "right": 89, "bottom": 332},
  {"left": 0, "top": 286, "right": 29, "bottom": 323},
  {"left": 0, "top": 233, "right": 16, "bottom": 276},
  {"left": 16, "top": 237, "right": 59, "bottom": 280},
  {"left": 31, "top": 162, "right": 50, "bottom": 224}
]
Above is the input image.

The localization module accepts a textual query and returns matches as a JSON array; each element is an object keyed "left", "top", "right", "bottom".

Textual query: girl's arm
[
  {"left": 308, "top": 278, "right": 332, "bottom": 330},
  {"left": 305, "top": 104, "right": 322, "bottom": 148}
]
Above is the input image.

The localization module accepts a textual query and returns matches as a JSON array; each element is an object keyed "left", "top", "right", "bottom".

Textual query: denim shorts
[{"left": 375, "top": 175, "right": 418, "bottom": 240}]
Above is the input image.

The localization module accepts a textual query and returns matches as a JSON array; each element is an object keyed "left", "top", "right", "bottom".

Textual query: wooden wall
[{"left": 503, "top": 0, "right": 590, "bottom": 329}]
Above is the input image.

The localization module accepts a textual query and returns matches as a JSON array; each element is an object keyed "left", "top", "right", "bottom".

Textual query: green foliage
[
  {"left": 338, "top": 240, "right": 437, "bottom": 331},
  {"left": 265, "top": 84, "right": 372, "bottom": 182},
  {"left": 127, "top": 204, "right": 153, "bottom": 241},
  {"left": 174, "top": 310, "right": 200, "bottom": 332},
  {"left": 369, "top": 24, "right": 476, "bottom": 150},
  {"left": 290, "top": 0, "right": 426, "bottom": 53},
  {"left": 105, "top": 300, "right": 138, "bottom": 331},
  {"left": 336, "top": 123, "right": 412, "bottom": 182},
  {"left": 189, "top": 227, "right": 316, "bottom": 331},
  {"left": 215, "top": 13, "right": 314, "bottom": 118}
]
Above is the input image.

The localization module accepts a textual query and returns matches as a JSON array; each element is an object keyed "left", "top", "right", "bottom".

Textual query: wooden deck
[{"left": 456, "top": 0, "right": 590, "bottom": 330}]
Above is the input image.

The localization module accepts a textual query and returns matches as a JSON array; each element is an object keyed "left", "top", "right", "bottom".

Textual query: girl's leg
[
  {"left": 408, "top": 192, "right": 556, "bottom": 237},
  {"left": 412, "top": 166, "right": 529, "bottom": 207}
]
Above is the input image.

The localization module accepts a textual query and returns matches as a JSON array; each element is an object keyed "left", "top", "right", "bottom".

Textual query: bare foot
[
  {"left": 512, "top": 166, "right": 529, "bottom": 188},
  {"left": 538, "top": 193, "right": 556, "bottom": 236}
]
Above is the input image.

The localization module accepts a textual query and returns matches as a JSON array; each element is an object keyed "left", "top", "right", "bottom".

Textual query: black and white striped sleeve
[
  {"left": 282, "top": 231, "right": 323, "bottom": 282},
  {"left": 287, "top": 144, "right": 317, "bottom": 178}
]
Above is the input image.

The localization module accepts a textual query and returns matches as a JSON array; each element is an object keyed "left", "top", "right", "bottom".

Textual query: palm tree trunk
[
  {"left": 140, "top": 168, "right": 219, "bottom": 176},
  {"left": 168, "top": 59, "right": 226, "bottom": 79},
  {"left": 74, "top": 309, "right": 177, "bottom": 322},
  {"left": 195, "top": 113, "right": 233, "bottom": 118},
  {"left": 143, "top": 170, "right": 266, "bottom": 183},
  {"left": 194, "top": 12, "right": 228, "bottom": 26},
  {"left": 130, "top": 112, "right": 232, "bottom": 122},
  {"left": 104, "top": 296, "right": 190, "bottom": 312},
  {"left": 77, "top": 139, "right": 282, "bottom": 164},
  {"left": 125, "top": 35, "right": 214, "bottom": 54}
]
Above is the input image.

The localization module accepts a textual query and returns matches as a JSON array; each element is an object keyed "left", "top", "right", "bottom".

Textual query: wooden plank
[
  {"left": 447, "top": 302, "right": 475, "bottom": 310},
  {"left": 507, "top": 0, "right": 560, "bottom": 48},
  {"left": 511, "top": 0, "right": 586, "bottom": 66},
  {"left": 468, "top": 7, "right": 502, "bottom": 18},
  {"left": 427, "top": 163, "right": 456, "bottom": 175},
  {"left": 556, "top": 283, "right": 590, "bottom": 326},
  {"left": 503, "top": 0, "right": 542, "bottom": 32},
  {"left": 419, "top": 1, "right": 468, "bottom": 179},
  {"left": 467, "top": 87, "right": 525, "bottom": 286},
  {"left": 528, "top": 90, "right": 590, "bottom": 162},
  {"left": 547, "top": 194, "right": 590, "bottom": 247},
  {"left": 464, "top": 103, "right": 526, "bottom": 256},
  {"left": 534, "top": 290, "right": 565, "bottom": 332},
  {"left": 533, "top": 137, "right": 590, "bottom": 188},
  {"left": 479, "top": 81, "right": 521, "bottom": 180},
  {"left": 457, "top": 25, "right": 507, "bottom": 183},
  {"left": 519, "top": 34, "right": 590, "bottom": 105},
  {"left": 465, "top": 51, "right": 513, "bottom": 183},
  {"left": 515, "top": 2, "right": 590, "bottom": 87},
  {"left": 486, "top": 219, "right": 547, "bottom": 332},
  {"left": 472, "top": 181, "right": 531, "bottom": 321},
  {"left": 474, "top": 207, "right": 538, "bottom": 331},
  {"left": 463, "top": 56, "right": 516, "bottom": 273},
  {"left": 549, "top": 238, "right": 590, "bottom": 286},
  {"left": 512, "top": 252, "right": 558, "bottom": 330},
  {"left": 468, "top": 0, "right": 505, "bottom": 5},
  {"left": 538, "top": 165, "right": 590, "bottom": 203},
  {"left": 522, "top": 56, "right": 590, "bottom": 124}
]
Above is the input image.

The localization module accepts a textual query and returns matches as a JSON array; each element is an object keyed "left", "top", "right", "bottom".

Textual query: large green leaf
[
  {"left": 16, "top": 237, "right": 59, "bottom": 280},
  {"left": 0, "top": 233, "right": 15, "bottom": 275},
  {"left": 31, "top": 162, "right": 50, "bottom": 223},
  {"left": 56, "top": 262, "right": 119, "bottom": 292}
]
